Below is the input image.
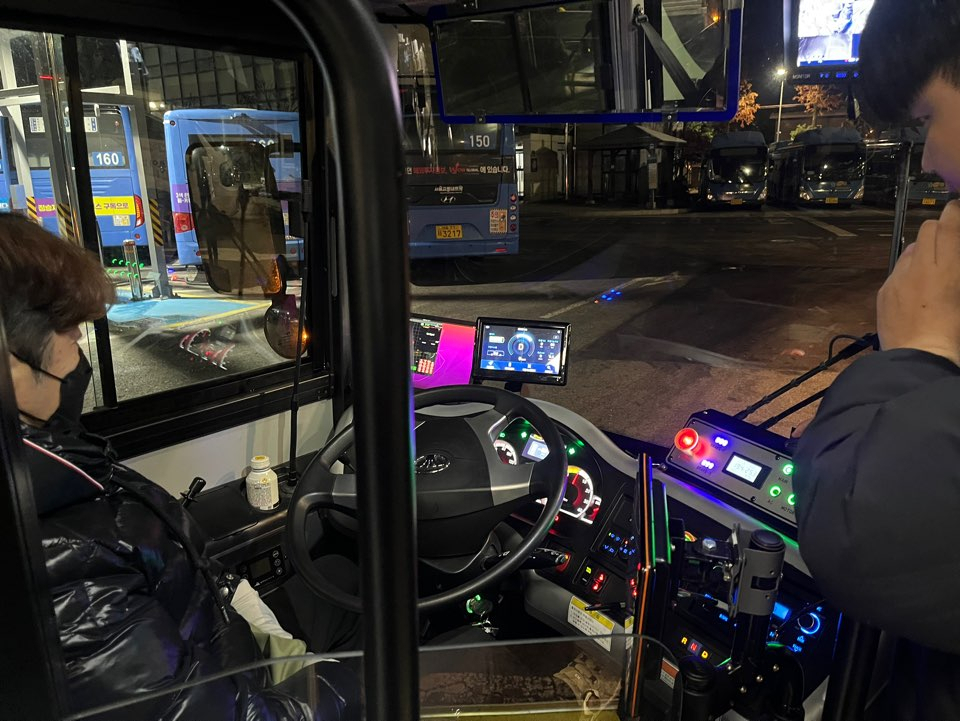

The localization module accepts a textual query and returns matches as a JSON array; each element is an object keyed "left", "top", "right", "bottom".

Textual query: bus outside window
[
  {"left": 700, "top": 131, "right": 768, "bottom": 208},
  {"left": 767, "top": 127, "right": 866, "bottom": 207},
  {"left": 163, "top": 109, "right": 303, "bottom": 269},
  {"left": 402, "top": 85, "right": 519, "bottom": 258},
  {"left": 1, "top": 103, "right": 146, "bottom": 261}
]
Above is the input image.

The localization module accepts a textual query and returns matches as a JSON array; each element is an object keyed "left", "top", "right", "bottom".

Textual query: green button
[
  {"left": 783, "top": 463, "right": 795, "bottom": 477},
  {"left": 769, "top": 485, "right": 782, "bottom": 498},
  {"left": 788, "top": 494, "right": 796, "bottom": 506}
]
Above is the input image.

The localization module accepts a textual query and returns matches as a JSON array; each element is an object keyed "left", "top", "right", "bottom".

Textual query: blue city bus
[
  {"left": 402, "top": 86, "right": 519, "bottom": 259},
  {"left": 864, "top": 128, "right": 954, "bottom": 208},
  {"left": 700, "top": 131, "right": 768, "bottom": 209},
  {"left": 17, "top": 103, "right": 146, "bottom": 259},
  {"left": 767, "top": 127, "right": 866, "bottom": 207},
  {"left": 164, "top": 108, "right": 303, "bottom": 267}
]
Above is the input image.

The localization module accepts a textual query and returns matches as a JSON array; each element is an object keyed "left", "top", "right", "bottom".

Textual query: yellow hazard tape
[
  {"left": 26, "top": 196, "right": 38, "bottom": 223},
  {"left": 57, "top": 203, "right": 76, "bottom": 242},
  {"left": 149, "top": 198, "right": 163, "bottom": 246}
]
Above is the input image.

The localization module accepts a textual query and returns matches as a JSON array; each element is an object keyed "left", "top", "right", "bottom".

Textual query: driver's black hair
[{"left": 859, "top": 0, "right": 960, "bottom": 123}]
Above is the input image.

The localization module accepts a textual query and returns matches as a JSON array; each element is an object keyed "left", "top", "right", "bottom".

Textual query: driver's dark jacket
[
  {"left": 794, "top": 349, "right": 960, "bottom": 719},
  {"left": 22, "top": 423, "right": 315, "bottom": 721}
]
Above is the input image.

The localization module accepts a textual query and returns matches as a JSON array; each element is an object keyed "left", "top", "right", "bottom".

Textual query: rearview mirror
[
  {"left": 429, "top": 0, "right": 743, "bottom": 123},
  {"left": 186, "top": 141, "right": 288, "bottom": 296}
]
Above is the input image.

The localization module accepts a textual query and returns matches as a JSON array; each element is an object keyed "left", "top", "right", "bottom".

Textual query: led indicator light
[{"left": 675, "top": 428, "right": 699, "bottom": 452}]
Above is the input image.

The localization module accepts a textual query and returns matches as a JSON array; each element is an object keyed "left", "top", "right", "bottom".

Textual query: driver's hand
[{"left": 878, "top": 201, "right": 960, "bottom": 367}]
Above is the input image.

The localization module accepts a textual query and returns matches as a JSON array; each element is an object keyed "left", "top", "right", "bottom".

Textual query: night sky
[{"left": 742, "top": 1, "right": 786, "bottom": 106}]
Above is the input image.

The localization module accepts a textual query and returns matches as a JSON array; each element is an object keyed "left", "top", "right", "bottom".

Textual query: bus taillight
[
  {"left": 134, "top": 195, "right": 145, "bottom": 227},
  {"left": 173, "top": 212, "right": 194, "bottom": 233}
]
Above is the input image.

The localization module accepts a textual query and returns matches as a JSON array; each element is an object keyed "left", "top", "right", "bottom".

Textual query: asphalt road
[
  {"left": 410, "top": 203, "right": 937, "bottom": 446},
  {"left": 89, "top": 201, "right": 939, "bottom": 449}
]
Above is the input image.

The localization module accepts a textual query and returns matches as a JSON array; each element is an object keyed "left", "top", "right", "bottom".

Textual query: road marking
[
  {"left": 541, "top": 275, "right": 676, "bottom": 320},
  {"left": 782, "top": 211, "right": 856, "bottom": 238},
  {"left": 163, "top": 303, "right": 269, "bottom": 330}
]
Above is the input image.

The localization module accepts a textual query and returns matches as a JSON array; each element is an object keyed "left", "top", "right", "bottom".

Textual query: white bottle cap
[{"left": 250, "top": 454, "right": 271, "bottom": 471}]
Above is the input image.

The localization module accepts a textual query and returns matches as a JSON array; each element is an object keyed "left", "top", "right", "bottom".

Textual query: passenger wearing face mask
[{"left": 0, "top": 215, "right": 358, "bottom": 720}]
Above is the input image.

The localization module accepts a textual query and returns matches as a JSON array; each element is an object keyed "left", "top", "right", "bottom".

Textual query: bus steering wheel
[{"left": 285, "top": 385, "right": 568, "bottom": 613}]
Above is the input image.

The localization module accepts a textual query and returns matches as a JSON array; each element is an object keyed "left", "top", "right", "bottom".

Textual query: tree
[
  {"left": 790, "top": 123, "right": 816, "bottom": 141},
  {"left": 793, "top": 84, "right": 844, "bottom": 125},
  {"left": 731, "top": 81, "right": 760, "bottom": 128}
]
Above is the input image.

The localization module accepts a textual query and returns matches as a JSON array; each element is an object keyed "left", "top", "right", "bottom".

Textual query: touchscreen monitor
[{"left": 473, "top": 318, "right": 570, "bottom": 386}]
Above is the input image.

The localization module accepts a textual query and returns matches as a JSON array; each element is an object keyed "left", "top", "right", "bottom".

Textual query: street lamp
[{"left": 775, "top": 67, "right": 787, "bottom": 142}]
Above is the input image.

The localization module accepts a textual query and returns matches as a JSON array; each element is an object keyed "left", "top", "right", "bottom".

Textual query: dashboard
[{"left": 490, "top": 401, "right": 837, "bottom": 709}]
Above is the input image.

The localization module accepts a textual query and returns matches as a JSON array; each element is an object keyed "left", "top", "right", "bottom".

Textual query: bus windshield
[
  {"left": 21, "top": 105, "right": 129, "bottom": 169},
  {"left": 711, "top": 148, "right": 766, "bottom": 184},
  {"left": 804, "top": 145, "right": 865, "bottom": 182}
]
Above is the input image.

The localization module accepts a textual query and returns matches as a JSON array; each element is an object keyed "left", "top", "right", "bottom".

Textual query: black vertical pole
[{"left": 272, "top": 2, "right": 419, "bottom": 720}]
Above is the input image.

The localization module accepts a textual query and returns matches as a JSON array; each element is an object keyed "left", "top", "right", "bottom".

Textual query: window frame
[{"left": 3, "top": 21, "right": 335, "bottom": 456}]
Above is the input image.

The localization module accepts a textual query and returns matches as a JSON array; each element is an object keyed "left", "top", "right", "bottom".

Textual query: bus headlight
[
  {"left": 800, "top": 189, "right": 814, "bottom": 201},
  {"left": 854, "top": 185, "right": 864, "bottom": 200},
  {"left": 759, "top": 187, "right": 768, "bottom": 201}
]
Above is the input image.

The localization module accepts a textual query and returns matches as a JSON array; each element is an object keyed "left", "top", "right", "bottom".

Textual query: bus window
[{"left": 64, "top": 38, "right": 316, "bottom": 405}]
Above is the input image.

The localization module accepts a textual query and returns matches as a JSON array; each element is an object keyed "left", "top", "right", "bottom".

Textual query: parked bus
[
  {"left": 864, "top": 128, "right": 953, "bottom": 208},
  {"left": 402, "top": 84, "right": 519, "bottom": 258},
  {"left": 164, "top": 109, "right": 303, "bottom": 268},
  {"left": 0, "top": 103, "right": 146, "bottom": 261},
  {"left": 700, "top": 131, "right": 767, "bottom": 208},
  {"left": 767, "top": 127, "right": 866, "bottom": 207}
]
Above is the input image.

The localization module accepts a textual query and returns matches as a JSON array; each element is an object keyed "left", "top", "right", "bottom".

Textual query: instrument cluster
[{"left": 495, "top": 421, "right": 602, "bottom": 525}]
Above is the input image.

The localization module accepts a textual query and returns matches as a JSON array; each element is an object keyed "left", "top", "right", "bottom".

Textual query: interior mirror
[
  {"left": 186, "top": 140, "right": 290, "bottom": 296},
  {"left": 429, "top": 0, "right": 743, "bottom": 123}
]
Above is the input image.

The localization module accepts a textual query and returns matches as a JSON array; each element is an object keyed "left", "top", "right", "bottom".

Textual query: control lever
[
  {"left": 481, "top": 548, "right": 569, "bottom": 571},
  {"left": 180, "top": 476, "right": 206, "bottom": 508}
]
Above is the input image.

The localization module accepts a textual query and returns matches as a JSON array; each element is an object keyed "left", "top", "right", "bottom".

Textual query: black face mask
[
  {"left": 12, "top": 349, "right": 93, "bottom": 430},
  {"left": 51, "top": 351, "right": 93, "bottom": 429}
]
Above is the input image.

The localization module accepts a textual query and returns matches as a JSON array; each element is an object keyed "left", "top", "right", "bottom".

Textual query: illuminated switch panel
[
  {"left": 679, "top": 634, "right": 714, "bottom": 661},
  {"left": 578, "top": 564, "right": 609, "bottom": 594},
  {"left": 666, "top": 410, "right": 797, "bottom": 527}
]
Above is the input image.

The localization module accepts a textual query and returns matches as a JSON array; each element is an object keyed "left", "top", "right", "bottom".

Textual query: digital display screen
[
  {"left": 522, "top": 434, "right": 550, "bottom": 461},
  {"left": 249, "top": 557, "right": 272, "bottom": 579},
  {"left": 473, "top": 318, "right": 569, "bottom": 385},
  {"left": 723, "top": 455, "right": 768, "bottom": 488},
  {"left": 796, "top": 0, "right": 874, "bottom": 67},
  {"left": 411, "top": 317, "right": 476, "bottom": 390}
]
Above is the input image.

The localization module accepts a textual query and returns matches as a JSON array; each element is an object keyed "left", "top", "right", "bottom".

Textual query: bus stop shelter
[{"left": 576, "top": 124, "right": 686, "bottom": 207}]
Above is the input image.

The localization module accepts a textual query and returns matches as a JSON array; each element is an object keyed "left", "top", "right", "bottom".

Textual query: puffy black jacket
[
  {"left": 22, "top": 424, "right": 316, "bottom": 721},
  {"left": 794, "top": 350, "right": 960, "bottom": 719}
]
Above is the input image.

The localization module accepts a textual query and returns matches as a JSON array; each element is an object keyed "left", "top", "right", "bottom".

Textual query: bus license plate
[
  {"left": 731, "top": 199, "right": 744, "bottom": 206},
  {"left": 825, "top": 198, "right": 839, "bottom": 204},
  {"left": 923, "top": 198, "right": 937, "bottom": 206},
  {"left": 435, "top": 225, "right": 463, "bottom": 239}
]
